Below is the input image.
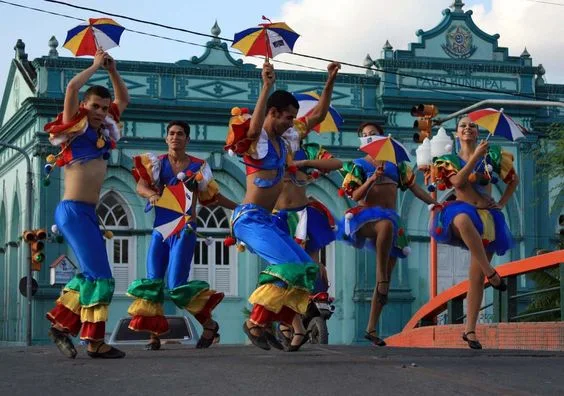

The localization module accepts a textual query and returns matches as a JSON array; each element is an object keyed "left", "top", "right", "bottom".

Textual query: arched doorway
[
  {"left": 96, "top": 192, "right": 136, "bottom": 295},
  {"left": 7, "top": 197, "right": 20, "bottom": 341}
]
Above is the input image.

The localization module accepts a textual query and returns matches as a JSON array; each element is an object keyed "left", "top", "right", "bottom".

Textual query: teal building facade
[{"left": 1, "top": 2, "right": 562, "bottom": 345}]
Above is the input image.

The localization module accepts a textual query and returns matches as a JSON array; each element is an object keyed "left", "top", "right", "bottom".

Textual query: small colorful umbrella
[
  {"left": 468, "top": 108, "right": 526, "bottom": 141},
  {"left": 232, "top": 16, "right": 299, "bottom": 61},
  {"left": 293, "top": 91, "right": 344, "bottom": 133},
  {"left": 153, "top": 183, "right": 193, "bottom": 240},
  {"left": 63, "top": 18, "right": 125, "bottom": 56},
  {"left": 360, "top": 135, "right": 411, "bottom": 164}
]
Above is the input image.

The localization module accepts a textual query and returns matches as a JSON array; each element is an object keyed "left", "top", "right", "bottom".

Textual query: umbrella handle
[{"left": 263, "top": 27, "right": 271, "bottom": 62}]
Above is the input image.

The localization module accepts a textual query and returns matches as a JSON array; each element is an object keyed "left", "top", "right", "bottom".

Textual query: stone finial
[
  {"left": 363, "top": 54, "right": 373, "bottom": 67},
  {"left": 383, "top": 40, "right": 393, "bottom": 50},
  {"left": 520, "top": 47, "right": 530, "bottom": 58},
  {"left": 211, "top": 20, "right": 221, "bottom": 43},
  {"left": 451, "top": 0, "right": 465, "bottom": 12},
  {"left": 535, "top": 63, "right": 546, "bottom": 87},
  {"left": 48, "top": 36, "right": 59, "bottom": 58},
  {"left": 14, "top": 39, "right": 28, "bottom": 61}
]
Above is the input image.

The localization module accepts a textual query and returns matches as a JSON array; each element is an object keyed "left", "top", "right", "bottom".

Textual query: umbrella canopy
[
  {"left": 232, "top": 19, "right": 299, "bottom": 59},
  {"left": 63, "top": 18, "right": 125, "bottom": 56},
  {"left": 293, "top": 91, "right": 344, "bottom": 133},
  {"left": 468, "top": 108, "right": 526, "bottom": 141},
  {"left": 359, "top": 135, "right": 411, "bottom": 165},
  {"left": 153, "top": 183, "right": 193, "bottom": 240}
]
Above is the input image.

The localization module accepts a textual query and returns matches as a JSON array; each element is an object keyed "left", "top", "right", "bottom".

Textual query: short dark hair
[
  {"left": 83, "top": 85, "right": 112, "bottom": 102},
  {"left": 266, "top": 90, "right": 299, "bottom": 114},
  {"left": 357, "top": 122, "right": 384, "bottom": 136},
  {"left": 166, "top": 120, "right": 190, "bottom": 137}
]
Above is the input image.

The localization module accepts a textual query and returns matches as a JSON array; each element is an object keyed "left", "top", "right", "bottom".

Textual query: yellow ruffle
[
  {"left": 248, "top": 283, "right": 310, "bottom": 315},
  {"left": 500, "top": 151, "right": 515, "bottom": 182},
  {"left": 127, "top": 298, "right": 164, "bottom": 317},
  {"left": 342, "top": 173, "right": 362, "bottom": 190},
  {"left": 477, "top": 209, "right": 496, "bottom": 242},
  {"left": 185, "top": 289, "right": 215, "bottom": 315},
  {"left": 80, "top": 304, "right": 109, "bottom": 323},
  {"left": 138, "top": 153, "right": 159, "bottom": 185},
  {"left": 57, "top": 290, "right": 81, "bottom": 315},
  {"left": 199, "top": 179, "right": 220, "bottom": 204}
]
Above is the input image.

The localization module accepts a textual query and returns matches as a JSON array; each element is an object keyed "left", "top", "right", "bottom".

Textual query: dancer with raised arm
[
  {"left": 45, "top": 50, "right": 129, "bottom": 359},
  {"left": 225, "top": 61, "right": 340, "bottom": 351}
]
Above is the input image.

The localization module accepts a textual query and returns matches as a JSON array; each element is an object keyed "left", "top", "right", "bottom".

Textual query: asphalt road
[{"left": 1, "top": 344, "right": 563, "bottom": 396}]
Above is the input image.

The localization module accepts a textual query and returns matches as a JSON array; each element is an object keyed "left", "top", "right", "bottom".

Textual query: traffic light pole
[{"left": 0, "top": 141, "right": 33, "bottom": 346}]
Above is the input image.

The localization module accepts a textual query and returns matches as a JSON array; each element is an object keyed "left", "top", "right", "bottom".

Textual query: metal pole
[
  {"left": 430, "top": 191, "right": 438, "bottom": 300},
  {"left": 435, "top": 99, "right": 564, "bottom": 124},
  {"left": 0, "top": 141, "right": 33, "bottom": 346}
]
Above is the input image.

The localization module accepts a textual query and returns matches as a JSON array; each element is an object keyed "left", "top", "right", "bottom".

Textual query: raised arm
[
  {"left": 104, "top": 53, "right": 129, "bottom": 115},
  {"left": 247, "top": 62, "right": 275, "bottom": 139},
  {"left": 305, "top": 62, "right": 340, "bottom": 130},
  {"left": 62, "top": 50, "right": 106, "bottom": 123}
]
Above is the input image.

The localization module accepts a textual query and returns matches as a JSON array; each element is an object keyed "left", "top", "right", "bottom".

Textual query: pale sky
[{"left": 0, "top": 0, "right": 563, "bottom": 101}]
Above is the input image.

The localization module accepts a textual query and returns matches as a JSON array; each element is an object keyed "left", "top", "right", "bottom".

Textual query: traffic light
[
  {"left": 22, "top": 229, "right": 47, "bottom": 272},
  {"left": 411, "top": 104, "right": 438, "bottom": 143},
  {"left": 31, "top": 229, "right": 47, "bottom": 272}
]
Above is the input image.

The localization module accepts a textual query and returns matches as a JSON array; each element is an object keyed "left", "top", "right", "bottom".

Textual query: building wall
[{"left": 1, "top": 4, "right": 563, "bottom": 344}]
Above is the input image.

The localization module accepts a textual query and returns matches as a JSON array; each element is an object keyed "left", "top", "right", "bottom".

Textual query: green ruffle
[
  {"left": 64, "top": 274, "right": 114, "bottom": 306},
  {"left": 433, "top": 153, "right": 462, "bottom": 170},
  {"left": 397, "top": 162, "right": 414, "bottom": 191},
  {"left": 169, "top": 280, "right": 210, "bottom": 308},
  {"left": 258, "top": 263, "right": 319, "bottom": 292},
  {"left": 127, "top": 278, "right": 165, "bottom": 303},
  {"left": 302, "top": 143, "right": 322, "bottom": 160},
  {"left": 487, "top": 145, "right": 502, "bottom": 174}
]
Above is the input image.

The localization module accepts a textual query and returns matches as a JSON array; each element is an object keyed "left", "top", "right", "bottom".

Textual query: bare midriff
[
  {"left": 62, "top": 158, "right": 107, "bottom": 204},
  {"left": 242, "top": 169, "right": 284, "bottom": 212}
]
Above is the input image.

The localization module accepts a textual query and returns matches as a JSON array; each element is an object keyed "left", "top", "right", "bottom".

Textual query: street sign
[
  {"left": 49, "top": 255, "right": 78, "bottom": 285},
  {"left": 19, "top": 276, "right": 38, "bottom": 297}
]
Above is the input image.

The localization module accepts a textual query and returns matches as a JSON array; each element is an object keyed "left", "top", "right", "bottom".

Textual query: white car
[{"left": 108, "top": 315, "right": 200, "bottom": 347}]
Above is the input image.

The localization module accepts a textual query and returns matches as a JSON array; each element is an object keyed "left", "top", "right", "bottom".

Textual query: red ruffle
[
  {"left": 250, "top": 304, "right": 296, "bottom": 326},
  {"left": 80, "top": 321, "right": 106, "bottom": 341},
  {"left": 128, "top": 315, "right": 169, "bottom": 335},
  {"left": 46, "top": 303, "right": 81, "bottom": 336},
  {"left": 194, "top": 292, "right": 225, "bottom": 325}
]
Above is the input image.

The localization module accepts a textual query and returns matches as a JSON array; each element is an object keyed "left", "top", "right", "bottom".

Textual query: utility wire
[{"left": 38, "top": 0, "right": 557, "bottom": 100}]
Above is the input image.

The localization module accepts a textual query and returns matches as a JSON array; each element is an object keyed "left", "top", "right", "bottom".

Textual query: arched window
[
  {"left": 191, "top": 206, "right": 237, "bottom": 296},
  {"left": 97, "top": 192, "right": 136, "bottom": 294}
]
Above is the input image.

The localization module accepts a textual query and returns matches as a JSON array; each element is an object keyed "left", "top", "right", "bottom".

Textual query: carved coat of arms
[{"left": 442, "top": 25, "right": 476, "bottom": 59}]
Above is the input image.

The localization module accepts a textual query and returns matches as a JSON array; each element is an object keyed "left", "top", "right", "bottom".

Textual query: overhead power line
[{"left": 0, "top": 0, "right": 556, "bottom": 101}]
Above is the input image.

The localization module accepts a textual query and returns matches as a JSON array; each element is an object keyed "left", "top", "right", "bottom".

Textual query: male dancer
[
  {"left": 273, "top": 114, "right": 343, "bottom": 345},
  {"left": 45, "top": 50, "right": 129, "bottom": 359},
  {"left": 127, "top": 120, "right": 236, "bottom": 349},
  {"left": 225, "top": 61, "right": 340, "bottom": 351}
]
